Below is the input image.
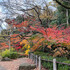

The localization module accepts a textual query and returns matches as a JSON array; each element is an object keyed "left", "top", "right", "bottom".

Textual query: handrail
[{"left": 30, "top": 53, "right": 70, "bottom": 66}]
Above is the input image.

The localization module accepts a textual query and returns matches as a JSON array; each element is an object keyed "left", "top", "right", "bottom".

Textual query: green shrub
[
  {"left": 34, "top": 51, "right": 70, "bottom": 70},
  {"left": 1, "top": 49, "right": 10, "bottom": 58},
  {"left": 57, "top": 63, "right": 70, "bottom": 70},
  {"left": 9, "top": 52, "right": 19, "bottom": 59},
  {"left": 1, "top": 49, "right": 19, "bottom": 59},
  {"left": 42, "top": 61, "right": 53, "bottom": 70}
]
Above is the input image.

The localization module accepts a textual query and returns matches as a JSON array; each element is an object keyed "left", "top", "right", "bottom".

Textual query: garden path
[
  {"left": 0, "top": 58, "right": 46, "bottom": 70},
  {"left": 0, "top": 58, "right": 33, "bottom": 70}
]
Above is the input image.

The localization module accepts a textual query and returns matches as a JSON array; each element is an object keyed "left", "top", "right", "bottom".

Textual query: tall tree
[{"left": 54, "top": 0, "right": 70, "bottom": 26}]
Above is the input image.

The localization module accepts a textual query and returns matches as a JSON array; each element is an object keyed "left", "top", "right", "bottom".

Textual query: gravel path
[
  {"left": 0, "top": 66, "right": 6, "bottom": 70},
  {"left": 0, "top": 58, "right": 46, "bottom": 70},
  {"left": 0, "top": 58, "right": 34, "bottom": 70}
]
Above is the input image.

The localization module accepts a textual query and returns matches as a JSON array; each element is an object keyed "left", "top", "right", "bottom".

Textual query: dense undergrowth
[{"left": 34, "top": 51, "right": 70, "bottom": 70}]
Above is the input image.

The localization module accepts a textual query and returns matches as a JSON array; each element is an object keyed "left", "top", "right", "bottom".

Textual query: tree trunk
[{"left": 66, "top": 9, "right": 69, "bottom": 26}]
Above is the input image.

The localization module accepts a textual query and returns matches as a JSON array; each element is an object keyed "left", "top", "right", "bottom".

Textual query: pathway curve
[
  {"left": 0, "top": 58, "right": 46, "bottom": 70},
  {"left": 0, "top": 58, "right": 33, "bottom": 70}
]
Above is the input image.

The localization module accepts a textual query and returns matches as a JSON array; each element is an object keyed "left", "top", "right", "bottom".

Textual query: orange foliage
[
  {"left": 31, "top": 37, "right": 46, "bottom": 51},
  {"left": 13, "top": 21, "right": 28, "bottom": 28},
  {"left": 10, "top": 34, "right": 19, "bottom": 37},
  {"left": 0, "top": 42, "right": 9, "bottom": 50}
]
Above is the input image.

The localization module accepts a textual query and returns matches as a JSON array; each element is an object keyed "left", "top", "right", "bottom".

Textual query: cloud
[
  {"left": 0, "top": 7, "right": 2, "bottom": 12},
  {"left": 0, "top": 12, "right": 6, "bottom": 19},
  {"left": 48, "top": 6, "right": 57, "bottom": 11},
  {"left": 0, "top": 6, "right": 6, "bottom": 19},
  {"left": 1, "top": 22, "right": 8, "bottom": 29}
]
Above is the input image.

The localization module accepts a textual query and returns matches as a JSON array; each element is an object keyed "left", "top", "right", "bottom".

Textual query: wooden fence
[{"left": 28, "top": 53, "right": 70, "bottom": 70}]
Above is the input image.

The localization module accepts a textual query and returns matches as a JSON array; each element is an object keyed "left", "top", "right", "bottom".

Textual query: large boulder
[
  {"left": 1, "top": 57, "right": 12, "bottom": 61},
  {"left": 19, "top": 63, "right": 36, "bottom": 70}
]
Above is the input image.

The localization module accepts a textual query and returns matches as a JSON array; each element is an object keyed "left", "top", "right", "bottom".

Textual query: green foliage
[
  {"left": 29, "top": 34, "right": 39, "bottom": 40},
  {"left": 42, "top": 19, "right": 48, "bottom": 27},
  {"left": 56, "top": 4, "right": 70, "bottom": 26},
  {"left": 50, "top": 20, "right": 57, "bottom": 25},
  {"left": 1, "top": 29, "right": 9, "bottom": 35},
  {"left": 57, "top": 63, "right": 70, "bottom": 70},
  {"left": 9, "top": 52, "right": 19, "bottom": 59},
  {"left": 16, "top": 15, "right": 24, "bottom": 23},
  {"left": 13, "top": 30, "right": 20, "bottom": 34},
  {"left": 1, "top": 49, "right": 19, "bottom": 59},
  {"left": 57, "top": 0, "right": 70, "bottom": 8},
  {"left": 42, "top": 58, "right": 70, "bottom": 70},
  {"left": 34, "top": 51, "right": 70, "bottom": 70},
  {"left": 63, "top": 60, "right": 70, "bottom": 64},
  {"left": 32, "top": 31, "right": 39, "bottom": 34},
  {"left": 42, "top": 61, "right": 53, "bottom": 70},
  {"left": 1, "top": 49, "right": 10, "bottom": 58},
  {"left": 34, "top": 51, "right": 49, "bottom": 57}
]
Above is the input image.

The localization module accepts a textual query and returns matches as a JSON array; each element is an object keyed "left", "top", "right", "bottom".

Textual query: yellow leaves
[
  {"left": 28, "top": 45, "right": 30, "bottom": 49},
  {"left": 20, "top": 39, "right": 28, "bottom": 45},
  {"left": 24, "top": 45, "right": 30, "bottom": 55},
  {"left": 20, "top": 39, "right": 30, "bottom": 55},
  {"left": 22, "top": 44, "right": 27, "bottom": 49},
  {"left": 25, "top": 49, "right": 30, "bottom": 55}
]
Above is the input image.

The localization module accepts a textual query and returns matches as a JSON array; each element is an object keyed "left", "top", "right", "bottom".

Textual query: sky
[
  {"left": 0, "top": 0, "right": 56, "bottom": 18},
  {"left": 0, "top": 7, "right": 2, "bottom": 12},
  {"left": 0, "top": 6, "right": 6, "bottom": 30},
  {"left": 0, "top": 0, "right": 56, "bottom": 31}
]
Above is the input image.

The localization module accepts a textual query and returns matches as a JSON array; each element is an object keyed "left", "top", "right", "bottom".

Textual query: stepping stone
[
  {"left": 0, "top": 66, "right": 6, "bottom": 70},
  {"left": 19, "top": 63, "right": 36, "bottom": 70}
]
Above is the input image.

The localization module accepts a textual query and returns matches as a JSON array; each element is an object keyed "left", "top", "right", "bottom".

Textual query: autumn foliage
[
  {"left": 1, "top": 16, "right": 70, "bottom": 57},
  {"left": 30, "top": 25, "right": 70, "bottom": 56},
  {"left": 30, "top": 26, "right": 70, "bottom": 46}
]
